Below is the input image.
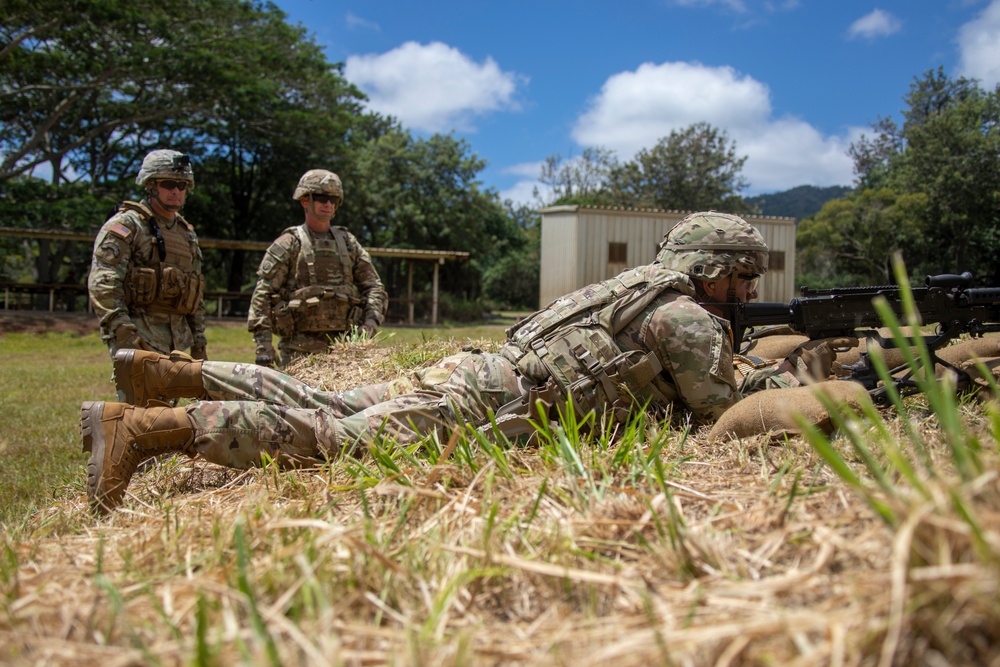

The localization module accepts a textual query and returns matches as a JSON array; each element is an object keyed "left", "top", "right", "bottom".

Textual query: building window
[
  {"left": 608, "top": 242, "right": 627, "bottom": 263},
  {"left": 769, "top": 250, "right": 785, "bottom": 271}
]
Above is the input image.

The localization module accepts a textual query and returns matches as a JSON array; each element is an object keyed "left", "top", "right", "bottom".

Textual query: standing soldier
[
  {"left": 248, "top": 169, "right": 387, "bottom": 367},
  {"left": 88, "top": 149, "right": 207, "bottom": 361}
]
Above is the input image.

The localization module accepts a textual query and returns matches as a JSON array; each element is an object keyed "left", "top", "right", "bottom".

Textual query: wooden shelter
[{"left": 0, "top": 227, "right": 468, "bottom": 325}]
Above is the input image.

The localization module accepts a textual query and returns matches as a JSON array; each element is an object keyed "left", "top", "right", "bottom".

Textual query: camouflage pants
[{"left": 185, "top": 351, "right": 525, "bottom": 468}]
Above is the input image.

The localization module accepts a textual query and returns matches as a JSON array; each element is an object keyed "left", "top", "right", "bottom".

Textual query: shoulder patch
[{"left": 107, "top": 221, "right": 133, "bottom": 239}]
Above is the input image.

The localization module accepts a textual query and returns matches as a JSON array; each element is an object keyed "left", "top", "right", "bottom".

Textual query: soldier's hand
[
  {"left": 362, "top": 318, "right": 379, "bottom": 337},
  {"left": 253, "top": 331, "right": 276, "bottom": 367},
  {"left": 190, "top": 344, "right": 208, "bottom": 361},
  {"left": 786, "top": 337, "right": 859, "bottom": 382},
  {"left": 255, "top": 346, "right": 276, "bottom": 368},
  {"left": 114, "top": 324, "right": 153, "bottom": 351}
]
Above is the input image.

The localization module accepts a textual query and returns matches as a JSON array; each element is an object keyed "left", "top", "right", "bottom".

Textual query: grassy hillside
[
  {"left": 746, "top": 184, "right": 853, "bottom": 220},
  {"left": 2, "top": 326, "right": 1000, "bottom": 665}
]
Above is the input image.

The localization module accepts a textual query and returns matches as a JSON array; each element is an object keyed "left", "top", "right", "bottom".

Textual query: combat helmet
[
  {"left": 136, "top": 149, "right": 195, "bottom": 189},
  {"left": 293, "top": 169, "right": 344, "bottom": 205},
  {"left": 656, "top": 211, "right": 768, "bottom": 280}
]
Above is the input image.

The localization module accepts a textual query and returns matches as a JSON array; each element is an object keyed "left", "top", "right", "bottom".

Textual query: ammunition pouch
[
  {"left": 125, "top": 264, "right": 203, "bottom": 315},
  {"left": 269, "top": 297, "right": 296, "bottom": 337},
  {"left": 284, "top": 284, "right": 362, "bottom": 334},
  {"left": 500, "top": 323, "right": 669, "bottom": 426}
]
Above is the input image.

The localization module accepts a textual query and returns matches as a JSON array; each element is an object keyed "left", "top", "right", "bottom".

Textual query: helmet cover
[
  {"left": 135, "top": 149, "right": 195, "bottom": 189},
  {"left": 292, "top": 169, "right": 344, "bottom": 205},
  {"left": 656, "top": 211, "right": 768, "bottom": 280}
]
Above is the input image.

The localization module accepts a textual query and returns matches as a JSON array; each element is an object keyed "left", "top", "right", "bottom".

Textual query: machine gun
[{"left": 727, "top": 272, "right": 1000, "bottom": 402}]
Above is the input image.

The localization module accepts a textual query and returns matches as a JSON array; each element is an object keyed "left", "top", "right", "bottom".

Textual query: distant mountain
[{"left": 746, "top": 185, "right": 853, "bottom": 220}]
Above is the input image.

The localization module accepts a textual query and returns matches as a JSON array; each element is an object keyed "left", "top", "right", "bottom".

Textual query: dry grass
[{"left": 3, "top": 336, "right": 1000, "bottom": 666}]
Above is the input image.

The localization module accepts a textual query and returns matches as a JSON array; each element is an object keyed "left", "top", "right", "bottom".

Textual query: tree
[
  {"left": 1, "top": 0, "right": 371, "bottom": 293},
  {"left": 796, "top": 188, "right": 927, "bottom": 288},
  {"left": 536, "top": 147, "right": 618, "bottom": 206},
  {"left": 340, "top": 127, "right": 513, "bottom": 314},
  {"left": 606, "top": 122, "right": 751, "bottom": 213},
  {"left": 846, "top": 68, "right": 1000, "bottom": 280},
  {"left": 482, "top": 202, "right": 540, "bottom": 309}
]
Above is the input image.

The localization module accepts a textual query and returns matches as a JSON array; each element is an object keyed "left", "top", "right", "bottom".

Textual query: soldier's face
[
  {"left": 152, "top": 180, "right": 187, "bottom": 212},
  {"left": 302, "top": 194, "right": 337, "bottom": 219},
  {"left": 703, "top": 273, "right": 758, "bottom": 304}
]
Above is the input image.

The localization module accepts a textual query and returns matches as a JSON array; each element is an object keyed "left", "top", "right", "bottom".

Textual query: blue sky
[{"left": 273, "top": 0, "right": 1000, "bottom": 206}]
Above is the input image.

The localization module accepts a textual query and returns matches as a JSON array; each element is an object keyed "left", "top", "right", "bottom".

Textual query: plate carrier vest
[
  {"left": 497, "top": 262, "right": 691, "bottom": 430},
  {"left": 118, "top": 201, "right": 203, "bottom": 316}
]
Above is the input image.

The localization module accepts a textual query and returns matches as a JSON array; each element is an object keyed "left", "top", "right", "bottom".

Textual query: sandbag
[
  {"left": 742, "top": 334, "right": 807, "bottom": 361},
  {"left": 708, "top": 381, "right": 870, "bottom": 443},
  {"left": 936, "top": 334, "right": 1000, "bottom": 370}
]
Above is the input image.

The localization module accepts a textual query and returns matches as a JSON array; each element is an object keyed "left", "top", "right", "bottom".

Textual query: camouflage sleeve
[
  {"left": 346, "top": 232, "right": 388, "bottom": 323},
  {"left": 247, "top": 233, "right": 295, "bottom": 333},
  {"left": 739, "top": 364, "right": 801, "bottom": 394},
  {"left": 88, "top": 212, "right": 139, "bottom": 338},
  {"left": 185, "top": 228, "right": 208, "bottom": 347},
  {"left": 645, "top": 294, "right": 741, "bottom": 422}
]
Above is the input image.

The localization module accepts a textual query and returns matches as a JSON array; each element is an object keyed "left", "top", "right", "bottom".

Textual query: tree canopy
[
  {"left": 801, "top": 68, "right": 1000, "bottom": 286},
  {"left": 1, "top": 1, "right": 540, "bottom": 312},
  {"left": 537, "top": 122, "right": 752, "bottom": 213}
]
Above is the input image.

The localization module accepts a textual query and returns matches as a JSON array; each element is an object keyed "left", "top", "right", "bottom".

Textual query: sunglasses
[
  {"left": 311, "top": 194, "right": 337, "bottom": 204},
  {"left": 737, "top": 273, "right": 760, "bottom": 291},
  {"left": 157, "top": 180, "right": 188, "bottom": 191}
]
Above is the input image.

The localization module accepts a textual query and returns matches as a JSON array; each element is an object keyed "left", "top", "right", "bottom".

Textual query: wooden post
[
  {"left": 431, "top": 259, "right": 440, "bottom": 326},
  {"left": 407, "top": 261, "right": 414, "bottom": 325}
]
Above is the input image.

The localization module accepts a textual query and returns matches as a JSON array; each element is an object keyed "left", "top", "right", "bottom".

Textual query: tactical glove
[
  {"left": 114, "top": 324, "right": 153, "bottom": 352},
  {"left": 786, "top": 337, "right": 859, "bottom": 383},
  {"left": 190, "top": 344, "right": 208, "bottom": 361},
  {"left": 362, "top": 318, "right": 379, "bottom": 338}
]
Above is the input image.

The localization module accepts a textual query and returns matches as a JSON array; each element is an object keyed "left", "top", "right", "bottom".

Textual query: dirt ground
[
  {"left": 0, "top": 310, "right": 99, "bottom": 335},
  {"left": 0, "top": 310, "right": 248, "bottom": 336}
]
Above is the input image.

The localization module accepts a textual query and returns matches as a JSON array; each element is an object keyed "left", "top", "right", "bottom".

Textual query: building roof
[{"left": 537, "top": 204, "right": 796, "bottom": 223}]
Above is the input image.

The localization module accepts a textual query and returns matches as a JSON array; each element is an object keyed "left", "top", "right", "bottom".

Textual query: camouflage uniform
[
  {"left": 184, "top": 351, "right": 523, "bottom": 465},
  {"left": 247, "top": 225, "right": 387, "bottom": 362},
  {"left": 248, "top": 170, "right": 387, "bottom": 366},
  {"left": 88, "top": 151, "right": 206, "bottom": 358},
  {"left": 184, "top": 269, "right": 794, "bottom": 465}
]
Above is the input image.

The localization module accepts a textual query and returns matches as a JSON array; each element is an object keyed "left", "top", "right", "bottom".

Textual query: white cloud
[
  {"left": 847, "top": 9, "right": 902, "bottom": 40},
  {"left": 345, "top": 12, "right": 380, "bottom": 32},
  {"left": 344, "top": 41, "right": 524, "bottom": 133},
  {"left": 571, "top": 61, "right": 857, "bottom": 194},
  {"left": 499, "top": 179, "right": 550, "bottom": 208},
  {"left": 957, "top": 0, "right": 1000, "bottom": 88},
  {"left": 669, "top": 0, "right": 748, "bottom": 11},
  {"left": 504, "top": 161, "right": 546, "bottom": 179}
]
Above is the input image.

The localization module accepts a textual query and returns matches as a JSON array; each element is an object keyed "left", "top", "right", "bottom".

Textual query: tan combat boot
[
  {"left": 80, "top": 401, "right": 194, "bottom": 514},
  {"left": 114, "top": 349, "right": 207, "bottom": 406}
]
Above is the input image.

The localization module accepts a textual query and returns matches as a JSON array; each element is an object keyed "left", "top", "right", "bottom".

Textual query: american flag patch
[{"left": 108, "top": 222, "right": 132, "bottom": 239}]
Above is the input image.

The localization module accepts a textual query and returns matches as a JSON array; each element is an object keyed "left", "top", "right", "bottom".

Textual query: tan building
[{"left": 538, "top": 205, "right": 796, "bottom": 306}]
